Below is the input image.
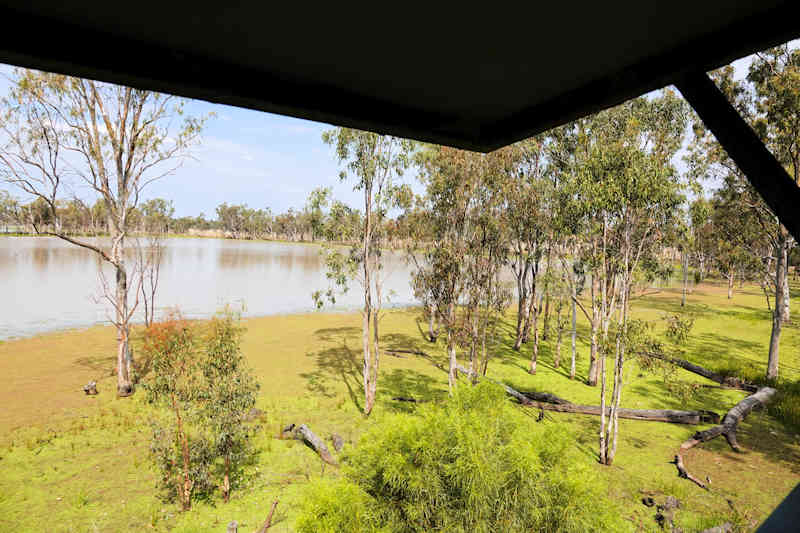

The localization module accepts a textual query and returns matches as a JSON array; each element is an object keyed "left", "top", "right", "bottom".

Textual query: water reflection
[{"left": 0, "top": 237, "right": 415, "bottom": 339}]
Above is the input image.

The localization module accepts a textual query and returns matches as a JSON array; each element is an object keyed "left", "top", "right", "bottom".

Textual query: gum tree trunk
[
  {"left": 528, "top": 303, "right": 540, "bottom": 374},
  {"left": 362, "top": 185, "right": 376, "bottom": 415},
  {"left": 112, "top": 233, "right": 134, "bottom": 396},
  {"left": 587, "top": 274, "right": 600, "bottom": 385},
  {"left": 513, "top": 258, "right": 531, "bottom": 350},
  {"left": 681, "top": 250, "right": 688, "bottom": 307},
  {"left": 428, "top": 300, "right": 438, "bottom": 342},
  {"left": 767, "top": 233, "right": 788, "bottom": 380},
  {"left": 555, "top": 317, "right": 563, "bottom": 369},
  {"left": 570, "top": 284, "right": 577, "bottom": 380},
  {"left": 727, "top": 270, "right": 734, "bottom": 299},
  {"left": 447, "top": 302, "right": 457, "bottom": 392}
]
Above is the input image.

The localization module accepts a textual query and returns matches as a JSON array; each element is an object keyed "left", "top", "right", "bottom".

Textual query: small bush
[
  {"left": 141, "top": 309, "right": 259, "bottom": 509},
  {"left": 295, "top": 478, "right": 383, "bottom": 533},
  {"left": 297, "top": 383, "right": 625, "bottom": 533}
]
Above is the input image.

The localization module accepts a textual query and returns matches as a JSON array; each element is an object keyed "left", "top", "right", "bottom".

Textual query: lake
[{"left": 0, "top": 237, "right": 416, "bottom": 339}]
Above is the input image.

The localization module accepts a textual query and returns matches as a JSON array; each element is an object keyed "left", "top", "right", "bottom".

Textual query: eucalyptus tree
[
  {"left": 462, "top": 151, "right": 513, "bottom": 378},
  {"left": 315, "top": 128, "right": 414, "bottom": 415},
  {"left": 688, "top": 53, "right": 800, "bottom": 379},
  {"left": 707, "top": 193, "right": 761, "bottom": 299},
  {"left": 503, "top": 137, "right": 549, "bottom": 353},
  {"left": 412, "top": 146, "right": 515, "bottom": 390},
  {"left": 748, "top": 45, "right": 800, "bottom": 378},
  {"left": 306, "top": 186, "right": 332, "bottom": 243},
  {"left": 0, "top": 69, "right": 205, "bottom": 395},
  {"left": 689, "top": 197, "right": 712, "bottom": 282},
  {"left": 574, "top": 93, "right": 687, "bottom": 465}
]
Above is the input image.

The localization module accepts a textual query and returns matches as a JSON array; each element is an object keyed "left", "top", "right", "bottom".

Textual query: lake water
[{"left": 0, "top": 237, "right": 416, "bottom": 339}]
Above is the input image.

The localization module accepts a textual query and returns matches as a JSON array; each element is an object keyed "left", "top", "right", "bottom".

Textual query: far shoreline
[{"left": 0, "top": 303, "right": 420, "bottom": 343}]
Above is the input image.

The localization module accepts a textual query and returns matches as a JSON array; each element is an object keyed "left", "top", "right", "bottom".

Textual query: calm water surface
[{"left": 0, "top": 237, "right": 415, "bottom": 339}]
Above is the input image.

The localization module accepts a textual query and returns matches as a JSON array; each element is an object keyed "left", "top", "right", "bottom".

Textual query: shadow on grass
[
  {"left": 379, "top": 368, "right": 447, "bottom": 413},
  {"left": 697, "top": 412, "right": 800, "bottom": 476},
  {"left": 75, "top": 355, "right": 117, "bottom": 373},
  {"left": 301, "top": 326, "right": 363, "bottom": 411}
]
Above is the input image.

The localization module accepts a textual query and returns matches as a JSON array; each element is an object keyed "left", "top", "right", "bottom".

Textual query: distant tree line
[{"left": 0, "top": 190, "right": 425, "bottom": 247}]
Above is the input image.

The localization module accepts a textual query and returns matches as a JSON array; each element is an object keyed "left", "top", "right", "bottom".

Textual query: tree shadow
[
  {"left": 300, "top": 327, "right": 363, "bottom": 410},
  {"left": 74, "top": 355, "right": 115, "bottom": 372},
  {"left": 379, "top": 368, "right": 447, "bottom": 413}
]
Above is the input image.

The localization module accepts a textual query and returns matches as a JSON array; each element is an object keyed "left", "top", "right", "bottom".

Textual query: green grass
[{"left": 0, "top": 279, "right": 799, "bottom": 531}]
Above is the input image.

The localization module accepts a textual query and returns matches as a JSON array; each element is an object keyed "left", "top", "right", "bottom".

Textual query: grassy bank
[{"left": 0, "top": 281, "right": 799, "bottom": 531}]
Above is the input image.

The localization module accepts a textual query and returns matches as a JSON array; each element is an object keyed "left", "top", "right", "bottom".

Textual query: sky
[
  {"left": 0, "top": 64, "right": 393, "bottom": 218},
  {"left": 0, "top": 52, "right": 768, "bottom": 218}
]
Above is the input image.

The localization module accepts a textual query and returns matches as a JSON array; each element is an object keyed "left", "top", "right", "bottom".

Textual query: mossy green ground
[{"left": 1, "top": 280, "right": 799, "bottom": 532}]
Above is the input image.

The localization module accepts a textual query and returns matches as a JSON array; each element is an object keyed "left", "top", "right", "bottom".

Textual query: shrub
[
  {"left": 295, "top": 478, "right": 383, "bottom": 533},
  {"left": 199, "top": 310, "right": 260, "bottom": 502},
  {"left": 297, "top": 383, "right": 625, "bottom": 533},
  {"left": 141, "top": 309, "right": 259, "bottom": 509},
  {"left": 149, "top": 424, "right": 217, "bottom": 504}
]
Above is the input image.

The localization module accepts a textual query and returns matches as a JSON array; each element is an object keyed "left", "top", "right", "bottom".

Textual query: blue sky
[
  {"left": 0, "top": 54, "right": 760, "bottom": 217},
  {"left": 0, "top": 64, "right": 407, "bottom": 218}
]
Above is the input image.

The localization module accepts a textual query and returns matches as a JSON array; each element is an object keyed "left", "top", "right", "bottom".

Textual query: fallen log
[
  {"left": 531, "top": 402, "right": 719, "bottom": 425},
  {"left": 674, "top": 387, "right": 777, "bottom": 488},
  {"left": 683, "top": 387, "right": 777, "bottom": 453},
  {"left": 640, "top": 351, "right": 757, "bottom": 392},
  {"left": 454, "top": 364, "right": 570, "bottom": 405},
  {"left": 282, "top": 423, "right": 338, "bottom": 465},
  {"left": 454, "top": 364, "right": 717, "bottom": 424}
]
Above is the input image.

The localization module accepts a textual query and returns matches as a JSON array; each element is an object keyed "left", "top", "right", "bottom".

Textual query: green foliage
[
  {"left": 295, "top": 478, "right": 384, "bottom": 533},
  {"left": 765, "top": 379, "right": 800, "bottom": 433},
  {"left": 150, "top": 424, "right": 217, "bottom": 503},
  {"left": 637, "top": 314, "right": 703, "bottom": 403},
  {"left": 297, "top": 384, "right": 625, "bottom": 533},
  {"left": 200, "top": 310, "right": 260, "bottom": 500},
  {"left": 141, "top": 309, "right": 260, "bottom": 506}
]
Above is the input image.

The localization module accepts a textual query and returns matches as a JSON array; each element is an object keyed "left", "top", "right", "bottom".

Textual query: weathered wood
[
  {"left": 640, "top": 351, "right": 756, "bottom": 392},
  {"left": 83, "top": 381, "right": 98, "bottom": 395},
  {"left": 688, "top": 387, "right": 777, "bottom": 452},
  {"left": 672, "top": 453, "right": 708, "bottom": 490},
  {"left": 401, "top": 349, "right": 714, "bottom": 424},
  {"left": 257, "top": 500, "right": 279, "bottom": 533},
  {"left": 674, "top": 387, "right": 777, "bottom": 489},
  {"left": 330, "top": 433, "right": 344, "bottom": 452},
  {"left": 284, "top": 423, "right": 337, "bottom": 465},
  {"left": 455, "top": 364, "right": 717, "bottom": 424},
  {"left": 655, "top": 495, "right": 682, "bottom": 529},
  {"left": 532, "top": 401, "right": 719, "bottom": 425}
]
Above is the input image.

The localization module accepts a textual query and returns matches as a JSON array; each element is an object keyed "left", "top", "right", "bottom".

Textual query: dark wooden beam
[{"left": 676, "top": 72, "right": 800, "bottom": 242}]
